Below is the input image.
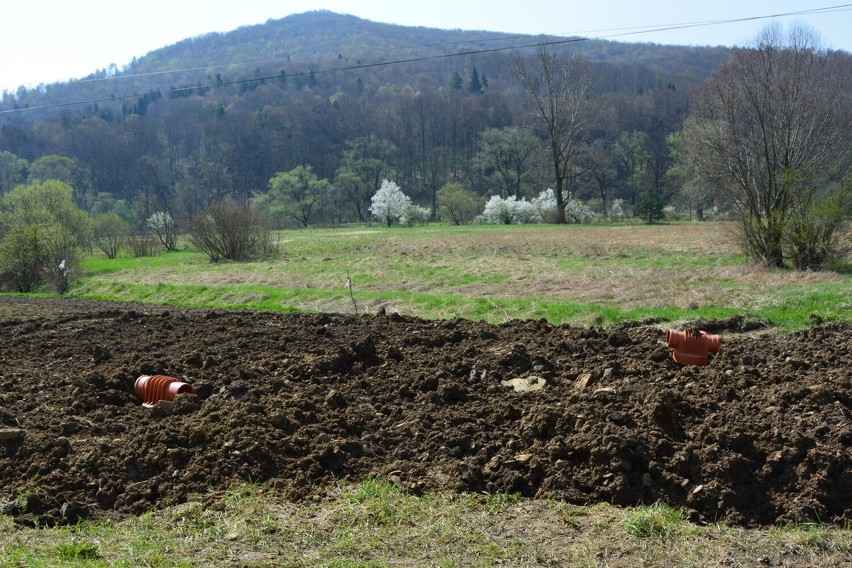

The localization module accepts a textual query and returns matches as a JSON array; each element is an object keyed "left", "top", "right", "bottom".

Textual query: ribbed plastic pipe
[
  {"left": 134, "top": 375, "right": 194, "bottom": 407},
  {"left": 665, "top": 330, "right": 721, "bottom": 366}
]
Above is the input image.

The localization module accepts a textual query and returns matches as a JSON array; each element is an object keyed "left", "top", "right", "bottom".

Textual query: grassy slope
[{"left": 67, "top": 222, "right": 851, "bottom": 329}]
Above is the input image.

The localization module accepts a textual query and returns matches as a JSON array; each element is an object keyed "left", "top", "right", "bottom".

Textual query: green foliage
[
  {"left": 666, "top": 129, "right": 714, "bottom": 219},
  {"left": 624, "top": 501, "right": 688, "bottom": 539},
  {"left": 614, "top": 131, "right": 650, "bottom": 208},
  {"left": 784, "top": 178, "right": 851, "bottom": 270},
  {"left": 1, "top": 484, "right": 851, "bottom": 567},
  {"left": 71, "top": 223, "right": 851, "bottom": 329},
  {"left": 56, "top": 540, "right": 100, "bottom": 561},
  {"left": 27, "top": 154, "right": 81, "bottom": 187},
  {"left": 636, "top": 187, "right": 666, "bottom": 224},
  {"left": 468, "top": 66, "right": 483, "bottom": 94},
  {"left": 0, "top": 225, "right": 44, "bottom": 292},
  {"left": 449, "top": 70, "right": 463, "bottom": 91},
  {"left": 264, "top": 165, "right": 332, "bottom": 228},
  {"left": 0, "top": 180, "right": 90, "bottom": 292},
  {"left": 686, "top": 24, "right": 850, "bottom": 270},
  {"left": 336, "top": 137, "right": 397, "bottom": 223},
  {"left": 0, "top": 150, "right": 28, "bottom": 194},
  {"left": 481, "top": 492, "right": 521, "bottom": 514},
  {"left": 348, "top": 478, "right": 403, "bottom": 526},
  {"left": 475, "top": 127, "right": 542, "bottom": 199},
  {"left": 437, "top": 183, "right": 482, "bottom": 225},
  {"left": 401, "top": 203, "right": 431, "bottom": 227},
  {"left": 91, "top": 213, "right": 130, "bottom": 259},
  {"left": 126, "top": 233, "right": 162, "bottom": 258},
  {"left": 0, "top": 13, "right": 743, "bottom": 241}
]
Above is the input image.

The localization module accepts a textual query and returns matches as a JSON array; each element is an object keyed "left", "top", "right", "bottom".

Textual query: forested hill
[
  {"left": 2, "top": 10, "right": 730, "bottom": 113},
  {"left": 0, "top": 11, "right": 741, "bottom": 229}
]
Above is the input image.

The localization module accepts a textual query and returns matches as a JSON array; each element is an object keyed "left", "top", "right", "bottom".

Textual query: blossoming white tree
[
  {"left": 481, "top": 195, "right": 518, "bottom": 224},
  {"left": 531, "top": 189, "right": 557, "bottom": 221},
  {"left": 479, "top": 191, "right": 598, "bottom": 224},
  {"left": 369, "top": 180, "right": 411, "bottom": 226},
  {"left": 146, "top": 211, "right": 177, "bottom": 251}
]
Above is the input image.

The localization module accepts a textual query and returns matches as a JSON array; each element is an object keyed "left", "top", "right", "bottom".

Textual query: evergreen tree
[{"left": 468, "top": 67, "right": 483, "bottom": 94}]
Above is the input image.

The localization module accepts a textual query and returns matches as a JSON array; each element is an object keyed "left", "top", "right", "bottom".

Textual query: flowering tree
[
  {"left": 146, "top": 211, "right": 177, "bottom": 251},
  {"left": 531, "top": 189, "right": 558, "bottom": 221},
  {"left": 481, "top": 195, "right": 518, "bottom": 224},
  {"left": 369, "top": 180, "right": 411, "bottom": 226},
  {"left": 480, "top": 194, "right": 541, "bottom": 224},
  {"left": 564, "top": 198, "right": 596, "bottom": 224},
  {"left": 480, "top": 191, "right": 598, "bottom": 225}
]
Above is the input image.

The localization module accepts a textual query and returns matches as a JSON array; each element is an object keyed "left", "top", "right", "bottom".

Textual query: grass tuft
[
  {"left": 56, "top": 539, "right": 100, "bottom": 560},
  {"left": 624, "top": 500, "right": 689, "bottom": 539}
]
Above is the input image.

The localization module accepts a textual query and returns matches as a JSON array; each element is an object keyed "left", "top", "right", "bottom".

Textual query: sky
[{"left": 2, "top": 1, "right": 850, "bottom": 94}]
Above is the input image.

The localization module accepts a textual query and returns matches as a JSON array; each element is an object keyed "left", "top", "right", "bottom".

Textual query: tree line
[{"left": 0, "top": 18, "right": 849, "bottom": 284}]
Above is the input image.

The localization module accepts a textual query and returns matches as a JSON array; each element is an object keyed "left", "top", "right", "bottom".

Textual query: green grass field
[{"left": 67, "top": 222, "right": 850, "bottom": 329}]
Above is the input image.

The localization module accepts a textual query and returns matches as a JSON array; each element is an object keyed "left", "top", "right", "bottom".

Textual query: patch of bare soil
[{"left": 0, "top": 297, "right": 849, "bottom": 527}]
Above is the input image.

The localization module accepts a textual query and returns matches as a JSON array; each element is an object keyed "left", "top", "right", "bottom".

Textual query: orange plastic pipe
[
  {"left": 135, "top": 375, "right": 194, "bottom": 407},
  {"left": 665, "top": 329, "right": 721, "bottom": 366}
]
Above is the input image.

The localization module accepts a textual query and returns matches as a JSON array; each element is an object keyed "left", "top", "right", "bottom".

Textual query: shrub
[
  {"left": 636, "top": 189, "right": 666, "bottom": 224},
  {"left": 0, "top": 180, "right": 89, "bottom": 293},
  {"left": 564, "top": 198, "right": 596, "bottom": 224},
  {"left": 609, "top": 199, "right": 627, "bottom": 220},
  {"left": 126, "top": 234, "right": 161, "bottom": 258},
  {"left": 481, "top": 195, "right": 518, "bottom": 224},
  {"left": 146, "top": 211, "right": 177, "bottom": 251},
  {"left": 783, "top": 188, "right": 851, "bottom": 270},
  {"left": 437, "top": 182, "right": 482, "bottom": 225},
  {"left": 531, "top": 189, "right": 558, "bottom": 222},
  {"left": 401, "top": 203, "right": 431, "bottom": 227},
  {"left": 91, "top": 213, "right": 129, "bottom": 259},
  {"left": 187, "top": 200, "right": 274, "bottom": 262}
]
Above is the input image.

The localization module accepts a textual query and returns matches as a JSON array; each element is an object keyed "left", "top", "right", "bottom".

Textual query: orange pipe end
[
  {"left": 665, "top": 329, "right": 721, "bottom": 366},
  {"left": 135, "top": 375, "right": 195, "bottom": 407}
]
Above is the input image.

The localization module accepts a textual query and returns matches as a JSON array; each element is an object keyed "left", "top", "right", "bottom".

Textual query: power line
[{"left": 2, "top": 4, "right": 850, "bottom": 117}]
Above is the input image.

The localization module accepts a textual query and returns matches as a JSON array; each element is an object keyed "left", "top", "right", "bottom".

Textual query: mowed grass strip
[{"left": 69, "top": 222, "right": 851, "bottom": 329}]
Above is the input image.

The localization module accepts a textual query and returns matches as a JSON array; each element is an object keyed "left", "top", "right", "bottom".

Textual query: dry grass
[
  {"left": 74, "top": 222, "right": 850, "bottom": 326},
  {"left": 3, "top": 482, "right": 850, "bottom": 567}
]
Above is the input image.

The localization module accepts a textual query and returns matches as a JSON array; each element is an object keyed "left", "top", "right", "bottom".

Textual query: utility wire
[{"left": 2, "top": 4, "right": 850, "bottom": 116}]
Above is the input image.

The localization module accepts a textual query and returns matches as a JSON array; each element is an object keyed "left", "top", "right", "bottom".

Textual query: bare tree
[
  {"left": 187, "top": 200, "right": 274, "bottom": 262},
  {"left": 685, "top": 23, "right": 851, "bottom": 268},
  {"left": 513, "top": 45, "right": 596, "bottom": 223}
]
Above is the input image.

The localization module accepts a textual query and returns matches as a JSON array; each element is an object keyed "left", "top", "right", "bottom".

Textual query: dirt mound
[{"left": 1, "top": 297, "right": 849, "bottom": 527}]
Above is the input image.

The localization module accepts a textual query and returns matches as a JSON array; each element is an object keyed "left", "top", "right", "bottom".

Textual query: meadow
[{"left": 70, "top": 222, "right": 850, "bottom": 329}]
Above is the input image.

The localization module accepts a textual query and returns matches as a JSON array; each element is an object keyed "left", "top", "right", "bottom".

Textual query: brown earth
[{"left": 0, "top": 296, "right": 849, "bottom": 527}]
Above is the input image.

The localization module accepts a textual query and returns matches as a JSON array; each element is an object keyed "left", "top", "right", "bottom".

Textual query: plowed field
[{"left": 1, "top": 297, "right": 849, "bottom": 527}]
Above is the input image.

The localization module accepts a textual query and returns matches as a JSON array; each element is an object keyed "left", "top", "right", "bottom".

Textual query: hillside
[
  {"left": 0, "top": 11, "right": 745, "bottom": 231},
  {"left": 2, "top": 11, "right": 730, "bottom": 114}
]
